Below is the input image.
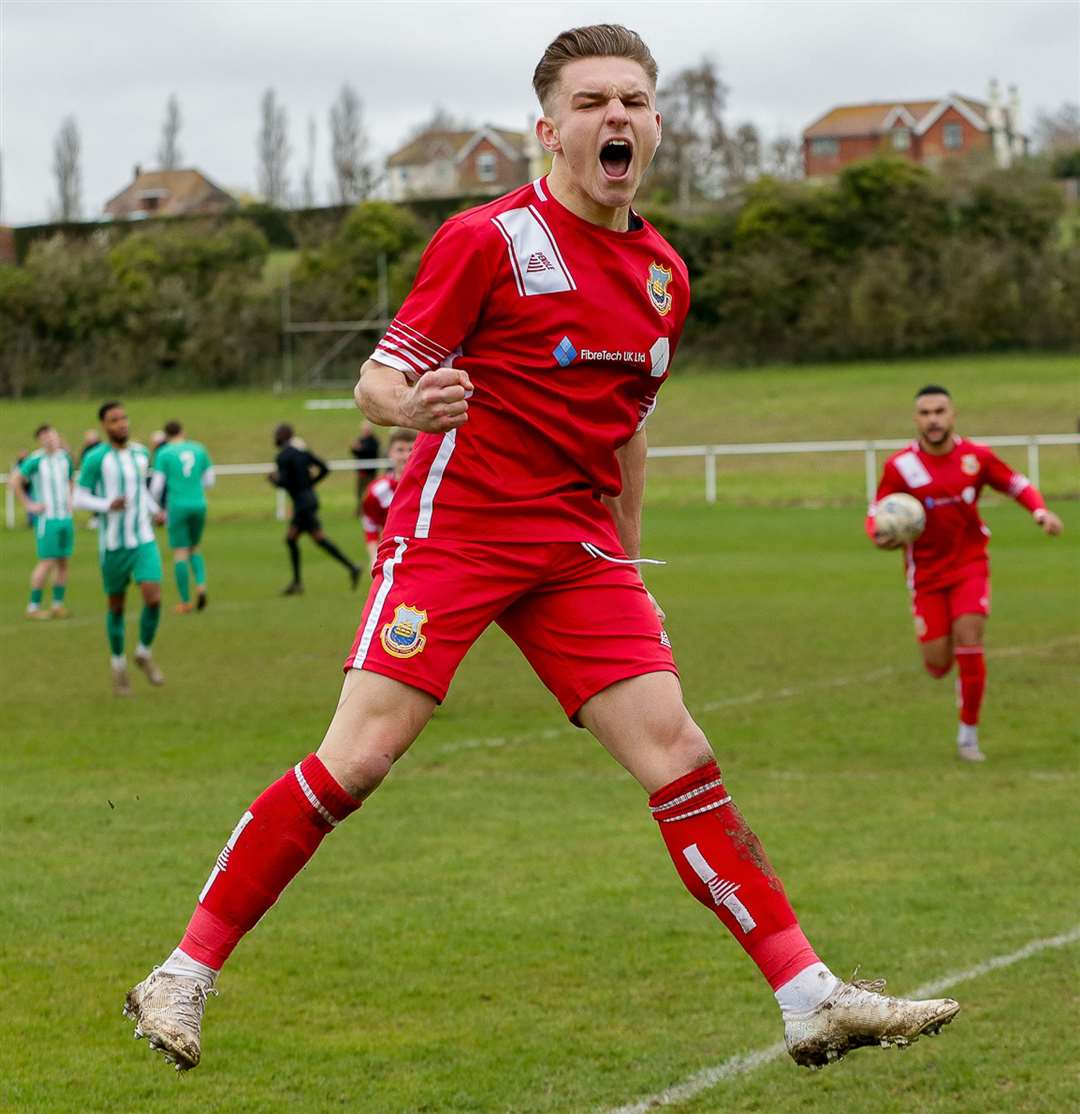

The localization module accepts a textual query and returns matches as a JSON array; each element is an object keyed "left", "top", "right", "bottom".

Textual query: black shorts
[{"left": 290, "top": 501, "right": 321, "bottom": 534}]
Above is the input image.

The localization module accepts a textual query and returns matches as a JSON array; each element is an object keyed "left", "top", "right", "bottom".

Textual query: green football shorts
[
  {"left": 35, "top": 517, "right": 74, "bottom": 560},
  {"left": 100, "top": 541, "right": 163, "bottom": 595},
  {"left": 167, "top": 505, "right": 207, "bottom": 549}
]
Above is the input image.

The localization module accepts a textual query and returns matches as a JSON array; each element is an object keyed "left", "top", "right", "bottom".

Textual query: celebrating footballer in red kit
[
  {"left": 868, "top": 385, "right": 1063, "bottom": 760},
  {"left": 125, "top": 24, "right": 961, "bottom": 1075}
]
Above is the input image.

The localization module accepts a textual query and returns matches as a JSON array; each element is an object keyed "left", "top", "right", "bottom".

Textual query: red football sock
[
  {"left": 179, "top": 754, "right": 360, "bottom": 970},
  {"left": 650, "top": 761, "right": 819, "bottom": 990},
  {"left": 955, "top": 646, "right": 986, "bottom": 726}
]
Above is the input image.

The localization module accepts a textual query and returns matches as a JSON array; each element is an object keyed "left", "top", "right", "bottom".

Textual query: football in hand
[{"left": 874, "top": 492, "right": 926, "bottom": 545}]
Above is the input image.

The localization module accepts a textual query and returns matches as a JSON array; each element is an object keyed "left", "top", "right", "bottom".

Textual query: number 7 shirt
[{"left": 369, "top": 176, "right": 690, "bottom": 551}]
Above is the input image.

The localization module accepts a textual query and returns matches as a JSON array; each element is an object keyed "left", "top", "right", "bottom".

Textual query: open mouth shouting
[{"left": 599, "top": 136, "right": 634, "bottom": 182}]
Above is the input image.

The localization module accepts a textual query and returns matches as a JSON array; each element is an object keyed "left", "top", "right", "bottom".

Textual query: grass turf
[{"left": 2, "top": 495, "right": 1078, "bottom": 1113}]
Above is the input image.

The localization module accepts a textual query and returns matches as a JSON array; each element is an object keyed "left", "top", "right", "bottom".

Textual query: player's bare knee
[
  {"left": 923, "top": 655, "right": 951, "bottom": 678},
  {"left": 322, "top": 745, "right": 394, "bottom": 799},
  {"left": 664, "top": 714, "right": 713, "bottom": 770},
  {"left": 953, "top": 618, "right": 984, "bottom": 647}
]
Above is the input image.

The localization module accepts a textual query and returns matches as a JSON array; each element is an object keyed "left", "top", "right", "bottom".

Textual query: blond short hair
[{"left": 532, "top": 24, "right": 658, "bottom": 109}]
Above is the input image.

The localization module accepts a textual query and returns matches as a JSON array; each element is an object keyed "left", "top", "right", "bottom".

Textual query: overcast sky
[{"left": 2, "top": 0, "right": 1078, "bottom": 225}]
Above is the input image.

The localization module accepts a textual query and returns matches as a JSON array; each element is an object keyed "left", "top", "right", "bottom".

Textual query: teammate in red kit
[
  {"left": 868, "top": 385, "right": 1063, "bottom": 761},
  {"left": 126, "top": 25, "right": 959, "bottom": 1075},
  {"left": 360, "top": 428, "right": 416, "bottom": 568}
]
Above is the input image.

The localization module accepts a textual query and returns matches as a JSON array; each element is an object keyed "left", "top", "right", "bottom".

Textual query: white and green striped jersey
[
  {"left": 19, "top": 449, "right": 73, "bottom": 520},
  {"left": 77, "top": 442, "right": 157, "bottom": 552}
]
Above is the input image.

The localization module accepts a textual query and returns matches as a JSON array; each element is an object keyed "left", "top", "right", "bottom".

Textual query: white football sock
[
  {"left": 958, "top": 723, "right": 979, "bottom": 747},
  {"left": 775, "top": 962, "right": 839, "bottom": 1016},
  {"left": 159, "top": 947, "right": 219, "bottom": 989},
  {"left": 135, "top": 643, "right": 150, "bottom": 659},
  {"left": 110, "top": 654, "right": 127, "bottom": 671}
]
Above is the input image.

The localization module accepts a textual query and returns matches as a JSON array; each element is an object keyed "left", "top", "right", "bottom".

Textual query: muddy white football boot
[
  {"left": 957, "top": 723, "right": 986, "bottom": 762},
  {"left": 784, "top": 976, "right": 959, "bottom": 1068},
  {"left": 134, "top": 648, "right": 165, "bottom": 686},
  {"left": 124, "top": 969, "right": 215, "bottom": 1071},
  {"left": 112, "top": 664, "right": 133, "bottom": 697}
]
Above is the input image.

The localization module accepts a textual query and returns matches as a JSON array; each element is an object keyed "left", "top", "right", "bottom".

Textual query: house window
[
  {"left": 476, "top": 152, "right": 497, "bottom": 182},
  {"left": 891, "top": 127, "right": 911, "bottom": 151},
  {"left": 810, "top": 138, "right": 839, "bottom": 157},
  {"left": 943, "top": 123, "right": 964, "bottom": 150}
]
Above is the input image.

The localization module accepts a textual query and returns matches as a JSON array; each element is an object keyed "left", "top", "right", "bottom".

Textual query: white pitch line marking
[
  {"left": 602, "top": 923, "right": 1080, "bottom": 1114},
  {"left": 420, "top": 635, "right": 1080, "bottom": 759}
]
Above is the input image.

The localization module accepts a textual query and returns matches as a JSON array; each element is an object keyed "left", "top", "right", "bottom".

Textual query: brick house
[
  {"left": 802, "top": 83, "right": 1026, "bottom": 178},
  {"left": 385, "top": 125, "right": 537, "bottom": 201},
  {"left": 104, "top": 167, "right": 236, "bottom": 220}
]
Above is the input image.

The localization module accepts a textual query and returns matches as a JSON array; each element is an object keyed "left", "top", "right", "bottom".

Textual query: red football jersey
[
  {"left": 370, "top": 176, "right": 689, "bottom": 548},
  {"left": 362, "top": 473, "right": 398, "bottom": 542},
  {"left": 867, "top": 436, "right": 1045, "bottom": 590}
]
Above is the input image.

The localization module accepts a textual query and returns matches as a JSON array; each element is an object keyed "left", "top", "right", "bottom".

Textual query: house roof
[
  {"left": 104, "top": 168, "right": 235, "bottom": 215},
  {"left": 388, "top": 125, "right": 526, "bottom": 167},
  {"left": 804, "top": 95, "right": 990, "bottom": 139}
]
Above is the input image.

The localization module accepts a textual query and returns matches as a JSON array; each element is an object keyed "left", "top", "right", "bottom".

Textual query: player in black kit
[{"left": 269, "top": 424, "right": 361, "bottom": 595}]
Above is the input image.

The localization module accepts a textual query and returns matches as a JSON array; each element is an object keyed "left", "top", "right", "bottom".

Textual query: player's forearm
[
  {"left": 1016, "top": 485, "right": 1047, "bottom": 515},
  {"left": 604, "top": 429, "right": 647, "bottom": 559},
  {"left": 202, "top": 467, "right": 216, "bottom": 489},
  {"left": 149, "top": 472, "right": 166, "bottom": 503},
  {"left": 355, "top": 360, "right": 413, "bottom": 427},
  {"left": 73, "top": 487, "right": 112, "bottom": 513},
  {"left": 310, "top": 458, "right": 331, "bottom": 486}
]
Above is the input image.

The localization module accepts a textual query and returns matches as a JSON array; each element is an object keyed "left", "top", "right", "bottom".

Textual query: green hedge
[{"left": 2, "top": 159, "right": 1077, "bottom": 397}]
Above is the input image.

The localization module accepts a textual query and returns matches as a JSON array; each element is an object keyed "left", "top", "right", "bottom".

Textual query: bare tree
[
  {"left": 651, "top": 59, "right": 729, "bottom": 207},
  {"left": 257, "top": 88, "right": 290, "bottom": 206},
  {"left": 722, "top": 122, "right": 763, "bottom": 186},
  {"left": 301, "top": 115, "right": 317, "bottom": 208},
  {"left": 52, "top": 115, "right": 82, "bottom": 221},
  {"left": 158, "top": 94, "right": 183, "bottom": 170},
  {"left": 405, "top": 106, "right": 471, "bottom": 140},
  {"left": 1031, "top": 102, "right": 1080, "bottom": 152},
  {"left": 329, "top": 83, "right": 374, "bottom": 203},
  {"left": 765, "top": 134, "right": 804, "bottom": 181}
]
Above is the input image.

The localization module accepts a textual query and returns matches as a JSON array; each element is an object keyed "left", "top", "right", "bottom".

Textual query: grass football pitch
[{"left": 2, "top": 354, "right": 1079, "bottom": 1112}]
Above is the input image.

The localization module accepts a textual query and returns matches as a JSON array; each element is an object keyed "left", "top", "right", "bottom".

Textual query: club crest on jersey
[
  {"left": 380, "top": 604, "right": 428, "bottom": 659},
  {"left": 646, "top": 261, "right": 673, "bottom": 316},
  {"left": 961, "top": 453, "right": 979, "bottom": 476}
]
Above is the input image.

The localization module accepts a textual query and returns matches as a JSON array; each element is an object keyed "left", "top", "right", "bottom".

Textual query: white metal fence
[{"left": 3, "top": 435, "right": 1078, "bottom": 528}]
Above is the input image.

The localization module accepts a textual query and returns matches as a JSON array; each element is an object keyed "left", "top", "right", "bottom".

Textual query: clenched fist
[{"left": 401, "top": 368, "right": 474, "bottom": 433}]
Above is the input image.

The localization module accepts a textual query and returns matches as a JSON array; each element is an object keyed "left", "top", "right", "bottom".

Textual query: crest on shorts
[
  {"left": 380, "top": 604, "right": 428, "bottom": 659},
  {"left": 961, "top": 453, "right": 979, "bottom": 476},
  {"left": 646, "top": 261, "right": 673, "bottom": 316}
]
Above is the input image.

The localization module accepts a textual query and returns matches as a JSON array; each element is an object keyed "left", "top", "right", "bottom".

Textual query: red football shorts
[
  {"left": 344, "top": 536, "right": 678, "bottom": 720},
  {"left": 911, "top": 567, "right": 990, "bottom": 643}
]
